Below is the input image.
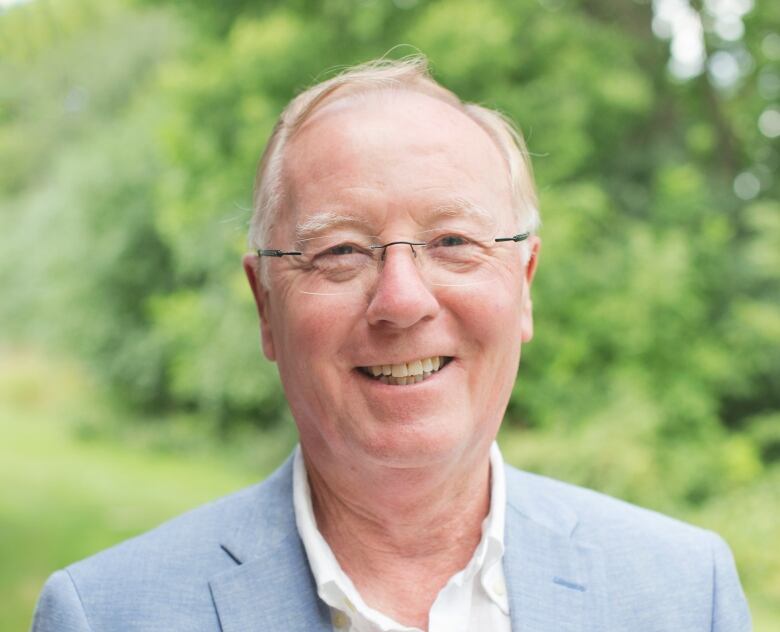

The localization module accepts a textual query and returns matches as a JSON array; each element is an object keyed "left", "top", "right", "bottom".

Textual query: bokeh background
[{"left": 1, "top": 0, "right": 778, "bottom": 628}]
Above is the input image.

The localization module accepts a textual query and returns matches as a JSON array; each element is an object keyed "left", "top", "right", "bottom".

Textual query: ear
[
  {"left": 243, "top": 253, "right": 276, "bottom": 362},
  {"left": 520, "top": 236, "right": 541, "bottom": 343}
]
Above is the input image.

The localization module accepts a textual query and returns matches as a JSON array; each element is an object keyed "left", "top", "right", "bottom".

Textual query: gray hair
[{"left": 248, "top": 55, "right": 540, "bottom": 277}]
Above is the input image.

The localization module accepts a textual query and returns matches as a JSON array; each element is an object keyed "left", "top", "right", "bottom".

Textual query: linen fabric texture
[{"left": 31, "top": 451, "right": 752, "bottom": 632}]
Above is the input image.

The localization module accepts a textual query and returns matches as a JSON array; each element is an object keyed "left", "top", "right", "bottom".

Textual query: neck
[
  {"left": 300, "top": 442, "right": 493, "bottom": 628},
  {"left": 305, "top": 445, "right": 491, "bottom": 556}
]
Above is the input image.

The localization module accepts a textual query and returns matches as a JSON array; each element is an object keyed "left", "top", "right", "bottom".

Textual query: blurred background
[{"left": 0, "top": 0, "right": 778, "bottom": 628}]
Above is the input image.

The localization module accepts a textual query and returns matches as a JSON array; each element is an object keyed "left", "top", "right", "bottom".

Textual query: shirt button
[
  {"left": 493, "top": 579, "right": 506, "bottom": 596},
  {"left": 332, "top": 610, "right": 349, "bottom": 629}
]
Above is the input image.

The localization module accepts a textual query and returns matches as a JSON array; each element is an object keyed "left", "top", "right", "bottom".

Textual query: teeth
[
  {"left": 391, "top": 363, "right": 408, "bottom": 378},
  {"left": 362, "top": 356, "right": 447, "bottom": 385}
]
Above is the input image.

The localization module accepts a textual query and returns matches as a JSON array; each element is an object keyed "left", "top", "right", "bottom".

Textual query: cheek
[
  {"left": 272, "top": 306, "right": 343, "bottom": 428},
  {"left": 451, "top": 283, "right": 524, "bottom": 396},
  {"left": 273, "top": 296, "right": 360, "bottom": 374},
  {"left": 452, "top": 281, "right": 525, "bottom": 344}
]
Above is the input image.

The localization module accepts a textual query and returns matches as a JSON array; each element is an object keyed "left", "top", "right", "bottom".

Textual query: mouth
[{"left": 357, "top": 356, "right": 453, "bottom": 386}]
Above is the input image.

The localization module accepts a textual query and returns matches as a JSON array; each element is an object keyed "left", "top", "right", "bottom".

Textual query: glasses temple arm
[
  {"left": 257, "top": 249, "right": 303, "bottom": 257},
  {"left": 494, "top": 232, "right": 530, "bottom": 243}
]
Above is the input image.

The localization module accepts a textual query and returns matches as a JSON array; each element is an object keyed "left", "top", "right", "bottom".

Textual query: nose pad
[
  {"left": 372, "top": 240, "right": 427, "bottom": 285},
  {"left": 365, "top": 242, "right": 439, "bottom": 328},
  {"left": 371, "top": 240, "right": 426, "bottom": 262}
]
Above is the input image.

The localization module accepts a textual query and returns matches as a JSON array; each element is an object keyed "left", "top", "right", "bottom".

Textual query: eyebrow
[
  {"left": 293, "top": 197, "right": 496, "bottom": 242},
  {"left": 294, "top": 212, "right": 375, "bottom": 242},
  {"left": 425, "top": 197, "right": 495, "bottom": 226}
]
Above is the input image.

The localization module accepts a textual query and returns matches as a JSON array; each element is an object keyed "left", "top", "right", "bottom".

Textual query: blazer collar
[
  {"left": 210, "top": 455, "right": 606, "bottom": 632},
  {"left": 210, "top": 456, "right": 332, "bottom": 632},
  {"left": 503, "top": 466, "right": 607, "bottom": 631}
]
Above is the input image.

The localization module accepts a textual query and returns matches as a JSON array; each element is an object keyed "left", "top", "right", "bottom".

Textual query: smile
[{"left": 358, "top": 356, "right": 452, "bottom": 386}]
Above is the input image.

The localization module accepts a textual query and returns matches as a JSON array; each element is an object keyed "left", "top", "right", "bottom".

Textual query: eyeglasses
[{"left": 257, "top": 228, "right": 530, "bottom": 295}]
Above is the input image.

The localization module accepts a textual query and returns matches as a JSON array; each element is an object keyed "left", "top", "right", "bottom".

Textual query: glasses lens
[
  {"left": 283, "top": 223, "right": 513, "bottom": 296},
  {"left": 292, "top": 233, "right": 377, "bottom": 296},
  {"left": 413, "top": 227, "right": 501, "bottom": 288}
]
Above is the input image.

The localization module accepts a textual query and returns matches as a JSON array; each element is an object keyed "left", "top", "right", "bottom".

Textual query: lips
[{"left": 358, "top": 356, "right": 452, "bottom": 386}]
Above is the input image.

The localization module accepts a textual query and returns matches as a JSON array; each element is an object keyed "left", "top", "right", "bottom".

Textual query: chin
[{"left": 349, "top": 419, "right": 471, "bottom": 469}]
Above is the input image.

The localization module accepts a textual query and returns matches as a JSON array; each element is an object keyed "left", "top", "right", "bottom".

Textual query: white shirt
[{"left": 292, "top": 443, "right": 512, "bottom": 632}]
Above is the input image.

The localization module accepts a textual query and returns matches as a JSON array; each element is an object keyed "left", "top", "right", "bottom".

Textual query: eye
[
  {"left": 318, "top": 242, "right": 374, "bottom": 258},
  {"left": 424, "top": 232, "right": 486, "bottom": 267},
  {"left": 326, "top": 243, "right": 358, "bottom": 256},
  {"left": 309, "top": 241, "right": 372, "bottom": 275},
  {"left": 431, "top": 234, "right": 470, "bottom": 248}
]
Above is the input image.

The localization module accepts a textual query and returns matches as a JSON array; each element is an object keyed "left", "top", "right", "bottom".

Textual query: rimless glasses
[{"left": 257, "top": 227, "right": 530, "bottom": 296}]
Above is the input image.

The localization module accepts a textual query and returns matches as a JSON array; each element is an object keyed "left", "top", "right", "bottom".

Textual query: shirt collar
[
  {"left": 292, "top": 442, "right": 508, "bottom": 624},
  {"left": 480, "top": 442, "right": 509, "bottom": 613},
  {"left": 293, "top": 446, "right": 406, "bottom": 629}
]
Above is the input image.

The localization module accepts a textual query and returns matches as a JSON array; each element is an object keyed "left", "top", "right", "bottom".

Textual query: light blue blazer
[{"left": 32, "top": 454, "right": 751, "bottom": 631}]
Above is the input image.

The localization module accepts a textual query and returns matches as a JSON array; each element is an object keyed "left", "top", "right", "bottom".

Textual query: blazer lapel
[
  {"left": 208, "top": 456, "right": 607, "bottom": 631},
  {"left": 503, "top": 468, "right": 607, "bottom": 632},
  {"left": 209, "top": 457, "right": 331, "bottom": 632},
  {"left": 209, "top": 532, "right": 331, "bottom": 632}
]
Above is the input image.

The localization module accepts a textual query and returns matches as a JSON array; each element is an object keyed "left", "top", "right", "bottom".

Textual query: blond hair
[{"left": 248, "top": 55, "right": 540, "bottom": 265}]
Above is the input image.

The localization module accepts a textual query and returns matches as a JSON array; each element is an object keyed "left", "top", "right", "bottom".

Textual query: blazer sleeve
[
  {"left": 709, "top": 532, "right": 752, "bottom": 632},
  {"left": 30, "top": 570, "right": 93, "bottom": 632}
]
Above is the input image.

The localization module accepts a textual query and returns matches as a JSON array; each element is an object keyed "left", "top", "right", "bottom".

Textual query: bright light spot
[
  {"left": 762, "top": 33, "right": 780, "bottom": 61},
  {"left": 704, "top": 0, "right": 753, "bottom": 16},
  {"left": 654, "top": 0, "right": 685, "bottom": 22},
  {"left": 0, "top": 0, "right": 32, "bottom": 7},
  {"left": 653, "top": 0, "right": 706, "bottom": 78},
  {"left": 733, "top": 172, "right": 760, "bottom": 200},
  {"left": 758, "top": 108, "right": 780, "bottom": 139},
  {"left": 703, "top": 0, "right": 752, "bottom": 44},
  {"left": 670, "top": 17, "right": 705, "bottom": 66},
  {"left": 652, "top": 16, "right": 674, "bottom": 39},
  {"left": 708, "top": 51, "right": 740, "bottom": 87},
  {"left": 713, "top": 16, "right": 744, "bottom": 41}
]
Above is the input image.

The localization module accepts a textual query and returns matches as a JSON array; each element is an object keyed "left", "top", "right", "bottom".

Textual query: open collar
[{"left": 209, "top": 453, "right": 606, "bottom": 632}]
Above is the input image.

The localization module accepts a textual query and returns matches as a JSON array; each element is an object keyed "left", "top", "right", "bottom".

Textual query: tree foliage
[
  {"left": 1, "top": 0, "right": 777, "bottom": 475},
  {"left": 1, "top": 0, "right": 778, "bottom": 622}
]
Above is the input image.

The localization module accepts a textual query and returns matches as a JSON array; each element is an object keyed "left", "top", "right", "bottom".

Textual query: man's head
[
  {"left": 244, "top": 56, "right": 540, "bottom": 472},
  {"left": 248, "top": 56, "right": 540, "bottom": 278}
]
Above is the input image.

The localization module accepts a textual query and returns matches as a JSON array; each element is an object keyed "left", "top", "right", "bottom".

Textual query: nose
[{"left": 365, "top": 243, "right": 440, "bottom": 329}]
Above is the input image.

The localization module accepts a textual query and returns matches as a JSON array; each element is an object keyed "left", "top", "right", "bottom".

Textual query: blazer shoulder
[
  {"left": 504, "top": 464, "right": 715, "bottom": 548},
  {"left": 42, "top": 455, "right": 296, "bottom": 629},
  {"left": 503, "top": 465, "right": 751, "bottom": 630}
]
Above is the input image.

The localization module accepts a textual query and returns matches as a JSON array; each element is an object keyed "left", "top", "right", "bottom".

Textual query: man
[{"left": 32, "top": 56, "right": 751, "bottom": 631}]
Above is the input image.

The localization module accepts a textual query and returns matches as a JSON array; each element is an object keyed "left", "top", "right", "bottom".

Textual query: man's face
[{"left": 245, "top": 91, "right": 539, "bottom": 471}]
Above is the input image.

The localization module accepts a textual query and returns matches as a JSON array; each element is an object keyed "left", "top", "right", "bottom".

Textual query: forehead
[{"left": 280, "top": 90, "right": 512, "bottom": 236}]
